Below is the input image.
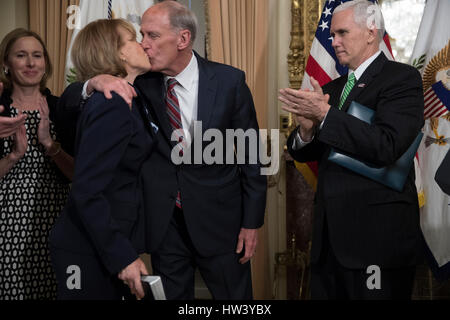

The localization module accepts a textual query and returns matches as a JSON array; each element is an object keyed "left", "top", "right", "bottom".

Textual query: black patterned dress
[{"left": 0, "top": 106, "right": 71, "bottom": 300}]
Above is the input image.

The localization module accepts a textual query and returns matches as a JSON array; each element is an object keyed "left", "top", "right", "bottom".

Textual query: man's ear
[
  {"left": 177, "top": 29, "right": 192, "bottom": 50},
  {"left": 367, "top": 27, "right": 377, "bottom": 45}
]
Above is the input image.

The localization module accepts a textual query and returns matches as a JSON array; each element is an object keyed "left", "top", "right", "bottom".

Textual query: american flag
[
  {"left": 296, "top": 0, "right": 394, "bottom": 189},
  {"left": 301, "top": 0, "right": 394, "bottom": 90},
  {"left": 423, "top": 81, "right": 449, "bottom": 119}
]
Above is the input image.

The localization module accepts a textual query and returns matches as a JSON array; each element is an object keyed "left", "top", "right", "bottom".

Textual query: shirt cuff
[
  {"left": 319, "top": 109, "right": 330, "bottom": 130},
  {"left": 82, "top": 80, "right": 93, "bottom": 100},
  {"left": 291, "top": 109, "right": 330, "bottom": 150},
  {"left": 292, "top": 128, "right": 314, "bottom": 150}
]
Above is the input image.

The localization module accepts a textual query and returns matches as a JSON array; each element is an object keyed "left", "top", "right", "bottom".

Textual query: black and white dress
[{"left": 0, "top": 106, "right": 71, "bottom": 300}]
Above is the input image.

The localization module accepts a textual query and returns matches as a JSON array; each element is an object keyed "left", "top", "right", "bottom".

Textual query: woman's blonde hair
[
  {"left": 71, "top": 19, "right": 137, "bottom": 82},
  {"left": 0, "top": 28, "right": 52, "bottom": 93}
]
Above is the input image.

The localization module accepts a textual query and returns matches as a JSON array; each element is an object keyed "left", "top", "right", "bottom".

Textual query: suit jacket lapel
[
  {"left": 341, "top": 52, "right": 387, "bottom": 112},
  {"left": 136, "top": 73, "right": 174, "bottom": 143},
  {"left": 195, "top": 52, "right": 217, "bottom": 130},
  {"left": 329, "top": 76, "right": 347, "bottom": 108}
]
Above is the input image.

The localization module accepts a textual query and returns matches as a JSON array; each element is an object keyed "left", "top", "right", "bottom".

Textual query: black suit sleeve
[
  {"left": 287, "top": 126, "right": 328, "bottom": 163},
  {"left": 53, "top": 82, "right": 85, "bottom": 157},
  {"left": 232, "top": 71, "right": 267, "bottom": 229},
  {"left": 435, "top": 149, "right": 450, "bottom": 195},
  {"left": 318, "top": 67, "right": 424, "bottom": 167},
  {"left": 70, "top": 94, "right": 138, "bottom": 275}
]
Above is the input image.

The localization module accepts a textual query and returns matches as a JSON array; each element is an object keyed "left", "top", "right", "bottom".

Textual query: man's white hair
[
  {"left": 156, "top": 0, "right": 198, "bottom": 45},
  {"left": 334, "top": 0, "right": 386, "bottom": 43}
]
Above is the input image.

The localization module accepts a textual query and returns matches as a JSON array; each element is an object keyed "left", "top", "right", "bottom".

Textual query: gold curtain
[
  {"left": 206, "top": 0, "right": 268, "bottom": 130},
  {"left": 29, "top": 0, "right": 79, "bottom": 96},
  {"left": 206, "top": 0, "right": 270, "bottom": 299}
]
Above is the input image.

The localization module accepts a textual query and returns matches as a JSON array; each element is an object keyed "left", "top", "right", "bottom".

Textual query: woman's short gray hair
[
  {"left": 334, "top": 0, "right": 386, "bottom": 43},
  {"left": 159, "top": 1, "right": 198, "bottom": 44}
]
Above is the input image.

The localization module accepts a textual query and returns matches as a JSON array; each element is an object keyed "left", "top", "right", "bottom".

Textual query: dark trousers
[
  {"left": 310, "top": 223, "right": 416, "bottom": 300},
  {"left": 50, "top": 247, "right": 131, "bottom": 300},
  {"left": 151, "top": 208, "right": 253, "bottom": 300}
]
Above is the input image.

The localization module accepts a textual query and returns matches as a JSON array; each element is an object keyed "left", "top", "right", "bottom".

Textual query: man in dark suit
[
  {"left": 74, "top": 1, "right": 266, "bottom": 299},
  {"left": 279, "top": 0, "right": 424, "bottom": 299}
]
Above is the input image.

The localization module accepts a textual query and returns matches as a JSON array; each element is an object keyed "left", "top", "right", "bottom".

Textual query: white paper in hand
[{"left": 141, "top": 275, "right": 166, "bottom": 300}]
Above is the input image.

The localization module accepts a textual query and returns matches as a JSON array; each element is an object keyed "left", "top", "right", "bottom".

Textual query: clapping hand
[
  {"left": 279, "top": 77, "right": 330, "bottom": 141},
  {"left": 37, "top": 97, "right": 53, "bottom": 150},
  {"left": 0, "top": 105, "right": 27, "bottom": 139},
  {"left": 9, "top": 118, "right": 27, "bottom": 162}
]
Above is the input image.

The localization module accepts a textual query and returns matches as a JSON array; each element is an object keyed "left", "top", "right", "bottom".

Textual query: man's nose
[
  {"left": 141, "top": 37, "right": 150, "bottom": 50},
  {"left": 331, "top": 38, "right": 338, "bottom": 49}
]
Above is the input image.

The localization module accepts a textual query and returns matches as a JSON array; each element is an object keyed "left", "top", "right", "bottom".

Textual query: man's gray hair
[
  {"left": 159, "top": 1, "right": 198, "bottom": 45},
  {"left": 334, "top": 0, "right": 386, "bottom": 43}
]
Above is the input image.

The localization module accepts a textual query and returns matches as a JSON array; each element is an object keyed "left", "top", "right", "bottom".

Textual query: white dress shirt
[
  {"left": 165, "top": 52, "right": 199, "bottom": 145},
  {"left": 292, "top": 50, "right": 382, "bottom": 150}
]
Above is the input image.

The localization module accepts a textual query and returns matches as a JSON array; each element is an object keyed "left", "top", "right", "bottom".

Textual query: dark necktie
[{"left": 166, "top": 78, "right": 183, "bottom": 209}]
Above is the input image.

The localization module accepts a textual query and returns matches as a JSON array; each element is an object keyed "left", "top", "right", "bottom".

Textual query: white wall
[
  {"left": 0, "top": 0, "right": 29, "bottom": 42},
  {"left": 266, "top": 0, "right": 291, "bottom": 300},
  {"left": 177, "top": 0, "right": 206, "bottom": 57}
]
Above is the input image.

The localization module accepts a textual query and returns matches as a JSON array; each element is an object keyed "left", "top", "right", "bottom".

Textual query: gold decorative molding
[
  {"left": 273, "top": 234, "right": 311, "bottom": 299},
  {"left": 288, "top": 0, "right": 324, "bottom": 90},
  {"left": 287, "top": 0, "right": 324, "bottom": 131},
  {"left": 287, "top": 0, "right": 305, "bottom": 90},
  {"left": 303, "top": 0, "right": 323, "bottom": 61}
]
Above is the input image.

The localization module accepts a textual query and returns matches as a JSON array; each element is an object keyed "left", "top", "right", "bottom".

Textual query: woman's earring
[{"left": 4, "top": 67, "right": 9, "bottom": 75}]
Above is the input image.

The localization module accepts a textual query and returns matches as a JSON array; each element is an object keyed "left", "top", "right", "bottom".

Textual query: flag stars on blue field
[
  {"left": 319, "top": 20, "right": 329, "bottom": 31},
  {"left": 323, "top": 7, "right": 332, "bottom": 17}
]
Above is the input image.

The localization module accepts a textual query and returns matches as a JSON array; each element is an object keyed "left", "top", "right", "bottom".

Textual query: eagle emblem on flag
[{"left": 422, "top": 41, "right": 450, "bottom": 119}]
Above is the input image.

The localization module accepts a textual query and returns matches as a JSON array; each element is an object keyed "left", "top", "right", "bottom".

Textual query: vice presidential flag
[
  {"left": 65, "top": 0, "right": 154, "bottom": 85},
  {"left": 411, "top": 0, "right": 450, "bottom": 281},
  {"left": 410, "top": 0, "right": 450, "bottom": 120}
]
